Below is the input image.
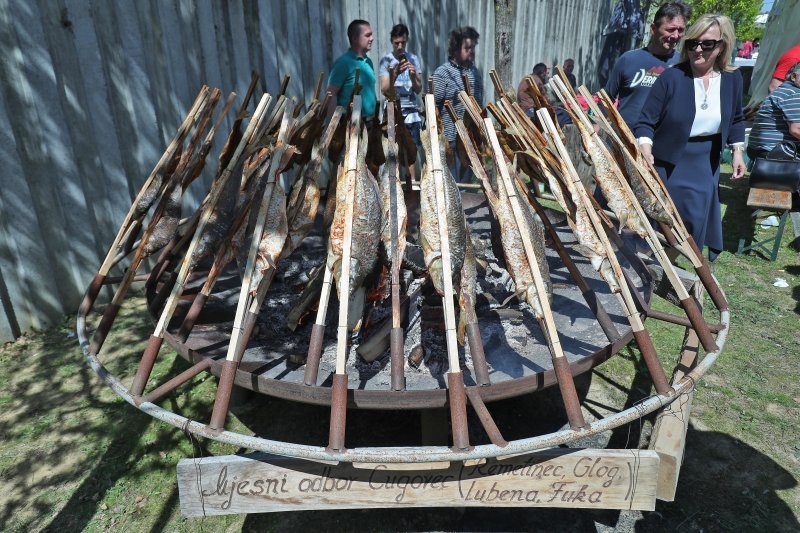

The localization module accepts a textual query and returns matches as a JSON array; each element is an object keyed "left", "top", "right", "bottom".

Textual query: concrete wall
[{"left": 0, "top": 0, "right": 612, "bottom": 341}]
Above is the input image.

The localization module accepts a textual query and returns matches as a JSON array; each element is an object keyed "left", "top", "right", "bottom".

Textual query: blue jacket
[{"left": 634, "top": 62, "right": 745, "bottom": 165}]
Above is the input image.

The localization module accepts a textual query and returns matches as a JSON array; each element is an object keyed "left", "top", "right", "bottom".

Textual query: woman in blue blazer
[{"left": 635, "top": 14, "right": 746, "bottom": 260}]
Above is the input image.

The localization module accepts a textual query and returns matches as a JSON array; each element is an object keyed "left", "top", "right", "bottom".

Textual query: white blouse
[{"left": 689, "top": 74, "right": 722, "bottom": 137}]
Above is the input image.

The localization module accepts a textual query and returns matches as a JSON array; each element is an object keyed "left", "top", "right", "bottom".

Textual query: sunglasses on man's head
[{"left": 685, "top": 39, "right": 723, "bottom": 51}]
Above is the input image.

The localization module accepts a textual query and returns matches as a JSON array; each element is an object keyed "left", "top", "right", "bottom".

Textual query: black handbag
[{"left": 748, "top": 142, "right": 800, "bottom": 192}]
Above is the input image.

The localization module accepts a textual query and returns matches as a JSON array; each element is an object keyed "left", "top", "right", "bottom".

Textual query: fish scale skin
[
  {"left": 327, "top": 131, "right": 382, "bottom": 299},
  {"left": 419, "top": 130, "right": 466, "bottom": 296}
]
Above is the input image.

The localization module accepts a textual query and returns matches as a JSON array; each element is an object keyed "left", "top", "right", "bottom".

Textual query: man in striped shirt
[
  {"left": 432, "top": 26, "right": 483, "bottom": 182},
  {"left": 747, "top": 61, "right": 800, "bottom": 162}
]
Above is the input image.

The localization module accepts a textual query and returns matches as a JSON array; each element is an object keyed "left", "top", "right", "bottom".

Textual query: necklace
[{"left": 697, "top": 72, "right": 719, "bottom": 110}]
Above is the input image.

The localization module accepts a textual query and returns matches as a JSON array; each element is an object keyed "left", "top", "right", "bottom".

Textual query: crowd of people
[{"left": 324, "top": 3, "right": 798, "bottom": 260}]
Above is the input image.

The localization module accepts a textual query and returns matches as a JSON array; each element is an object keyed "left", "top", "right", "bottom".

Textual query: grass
[{"left": 0, "top": 170, "right": 798, "bottom": 531}]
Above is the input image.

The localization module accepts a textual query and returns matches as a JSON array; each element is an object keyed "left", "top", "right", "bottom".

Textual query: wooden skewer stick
[
  {"left": 303, "top": 262, "right": 335, "bottom": 386},
  {"left": 129, "top": 93, "right": 271, "bottom": 398},
  {"left": 443, "top": 101, "right": 492, "bottom": 386},
  {"left": 485, "top": 118, "right": 587, "bottom": 430},
  {"left": 313, "top": 71, "right": 325, "bottom": 102},
  {"left": 386, "top": 104, "right": 406, "bottom": 391},
  {"left": 209, "top": 101, "right": 297, "bottom": 431},
  {"left": 424, "top": 94, "right": 470, "bottom": 450},
  {"left": 328, "top": 97, "right": 363, "bottom": 452},
  {"left": 553, "top": 64, "right": 577, "bottom": 99},
  {"left": 80, "top": 87, "right": 210, "bottom": 318},
  {"left": 278, "top": 74, "right": 290, "bottom": 98},
  {"left": 550, "top": 76, "right": 718, "bottom": 353},
  {"left": 89, "top": 89, "right": 222, "bottom": 355},
  {"left": 594, "top": 90, "right": 728, "bottom": 312},
  {"left": 537, "top": 109, "right": 673, "bottom": 396}
]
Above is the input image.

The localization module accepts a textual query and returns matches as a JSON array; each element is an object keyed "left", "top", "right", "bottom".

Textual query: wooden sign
[{"left": 178, "top": 448, "right": 659, "bottom": 516}]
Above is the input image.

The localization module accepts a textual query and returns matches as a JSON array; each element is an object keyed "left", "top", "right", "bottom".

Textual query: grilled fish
[
  {"left": 572, "top": 117, "right": 650, "bottom": 238},
  {"left": 284, "top": 109, "right": 342, "bottom": 257},
  {"left": 379, "top": 136, "right": 407, "bottom": 268},
  {"left": 611, "top": 142, "right": 671, "bottom": 224},
  {"left": 143, "top": 182, "right": 182, "bottom": 256},
  {"left": 487, "top": 158, "right": 551, "bottom": 318},
  {"left": 192, "top": 168, "right": 239, "bottom": 267},
  {"left": 525, "top": 148, "right": 620, "bottom": 293},
  {"left": 419, "top": 129, "right": 466, "bottom": 296},
  {"left": 600, "top": 94, "right": 674, "bottom": 225},
  {"left": 245, "top": 145, "right": 297, "bottom": 296},
  {"left": 327, "top": 127, "right": 382, "bottom": 330}
]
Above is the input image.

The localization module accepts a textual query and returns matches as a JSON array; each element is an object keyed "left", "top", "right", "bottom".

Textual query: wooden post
[
  {"left": 424, "top": 94, "right": 470, "bottom": 450},
  {"left": 386, "top": 104, "right": 406, "bottom": 391},
  {"left": 328, "top": 97, "right": 363, "bottom": 451}
]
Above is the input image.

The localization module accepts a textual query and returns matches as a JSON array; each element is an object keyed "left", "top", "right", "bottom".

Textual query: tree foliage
[
  {"left": 644, "top": 0, "right": 763, "bottom": 41},
  {"left": 683, "top": 0, "right": 762, "bottom": 40}
]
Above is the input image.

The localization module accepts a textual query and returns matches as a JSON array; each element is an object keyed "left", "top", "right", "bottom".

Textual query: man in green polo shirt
[{"left": 327, "top": 19, "right": 377, "bottom": 119}]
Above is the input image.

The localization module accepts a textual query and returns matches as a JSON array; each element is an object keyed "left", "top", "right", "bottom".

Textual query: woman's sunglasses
[{"left": 685, "top": 39, "right": 723, "bottom": 51}]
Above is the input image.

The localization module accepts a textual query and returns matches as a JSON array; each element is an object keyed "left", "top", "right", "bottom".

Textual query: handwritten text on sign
[{"left": 177, "top": 449, "right": 658, "bottom": 516}]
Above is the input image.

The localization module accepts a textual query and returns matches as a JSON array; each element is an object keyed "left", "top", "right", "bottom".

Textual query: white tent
[{"left": 748, "top": 0, "right": 800, "bottom": 107}]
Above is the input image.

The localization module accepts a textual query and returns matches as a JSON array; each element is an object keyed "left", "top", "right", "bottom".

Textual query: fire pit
[
  {"left": 77, "top": 83, "right": 729, "bottom": 465},
  {"left": 157, "top": 193, "right": 650, "bottom": 410}
]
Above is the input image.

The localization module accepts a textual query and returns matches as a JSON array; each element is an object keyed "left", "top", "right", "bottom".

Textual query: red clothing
[
  {"left": 738, "top": 41, "right": 753, "bottom": 58},
  {"left": 773, "top": 44, "right": 800, "bottom": 81}
]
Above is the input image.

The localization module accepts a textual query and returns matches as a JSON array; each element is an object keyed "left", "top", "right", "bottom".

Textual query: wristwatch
[{"left": 730, "top": 145, "right": 745, "bottom": 153}]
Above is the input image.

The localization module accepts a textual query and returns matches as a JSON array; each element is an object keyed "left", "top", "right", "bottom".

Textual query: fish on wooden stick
[
  {"left": 419, "top": 126, "right": 481, "bottom": 346},
  {"left": 88, "top": 89, "right": 222, "bottom": 354},
  {"left": 208, "top": 101, "right": 299, "bottom": 431},
  {"left": 79, "top": 88, "right": 210, "bottom": 318},
  {"left": 484, "top": 117, "right": 587, "bottom": 430},
  {"left": 594, "top": 88, "right": 729, "bottom": 312},
  {"left": 570, "top": 85, "right": 671, "bottom": 226},
  {"left": 537, "top": 108, "right": 674, "bottom": 396},
  {"left": 285, "top": 107, "right": 345, "bottom": 256},
  {"left": 326, "top": 98, "right": 367, "bottom": 451},
  {"left": 128, "top": 93, "right": 272, "bottom": 398},
  {"left": 327, "top": 123, "right": 382, "bottom": 333},
  {"left": 551, "top": 76, "right": 719, "bottom": 354},
  {"left": 421, "top": 94, "right": 470, "bottom": 449}
]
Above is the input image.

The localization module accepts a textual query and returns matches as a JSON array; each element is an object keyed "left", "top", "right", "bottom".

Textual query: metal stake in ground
[{"left": 424, "top": 94, "right": 470, "bottom": 450}]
